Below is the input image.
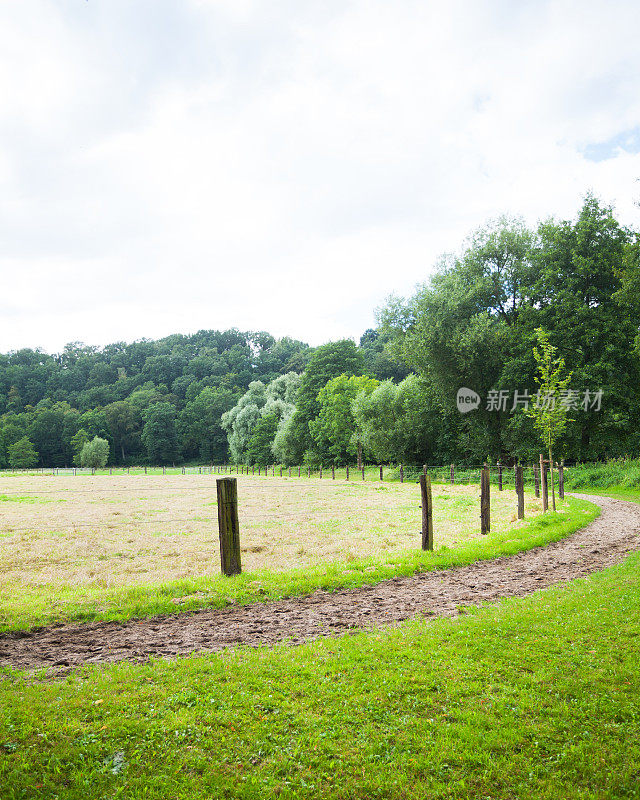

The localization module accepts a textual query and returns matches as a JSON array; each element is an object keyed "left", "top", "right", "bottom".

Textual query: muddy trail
[{"left": 1, "top": 494, "right": 639, "bottom": 676}]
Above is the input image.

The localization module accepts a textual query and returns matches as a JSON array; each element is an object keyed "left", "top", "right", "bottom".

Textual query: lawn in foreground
[
  {"left": 0, "top": 470, "right": 596, "bottom": 630},
  {"left": 0, "top": 548, "right": 638, "bottom": 798}
]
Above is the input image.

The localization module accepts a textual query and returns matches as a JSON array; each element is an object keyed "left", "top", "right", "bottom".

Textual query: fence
[
  {"left": 1, "top": 459, "right": 562, "bottom": 577},
  {"left": 1, "top": 459, "right": 565, "bottom": 506}
]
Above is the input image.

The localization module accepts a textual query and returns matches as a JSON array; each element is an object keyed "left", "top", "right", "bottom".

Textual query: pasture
[{"left": 0, "top": 472, "right": 558, "bottom": 631}]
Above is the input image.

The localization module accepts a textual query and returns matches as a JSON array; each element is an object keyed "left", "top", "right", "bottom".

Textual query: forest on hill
[{"left": 2, "top": 196, "right": 640, "bottom": 469}]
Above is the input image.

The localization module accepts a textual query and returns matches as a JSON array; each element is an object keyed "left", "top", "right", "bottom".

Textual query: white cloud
[{"left": 1, "top": 0, "right": 640, "bottom": 353}]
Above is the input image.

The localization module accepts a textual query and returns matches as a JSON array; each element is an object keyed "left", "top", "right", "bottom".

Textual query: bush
[
  {"left": 563, "top": 458, "right": 640, "bottom": 489},
  {"left": 7, "top": 437, "right": 39, "bottom": 469},
  {"left": 79, "top": 437, "right": 110, "bottom": 469}
]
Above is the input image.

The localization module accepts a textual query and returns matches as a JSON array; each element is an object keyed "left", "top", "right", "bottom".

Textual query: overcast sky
[{"left": 2, "top": 0, "right": 640, "bottom": 355}]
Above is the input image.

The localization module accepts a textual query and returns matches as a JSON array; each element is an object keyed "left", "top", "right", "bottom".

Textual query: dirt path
[{"left": 1, "top": 494, "right": 639, "bottom": 675}]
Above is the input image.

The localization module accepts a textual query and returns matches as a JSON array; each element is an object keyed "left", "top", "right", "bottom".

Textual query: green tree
[
  {"left": 282, "top": 341, "right": 365, "bottom": 463},
  {"left": 353, "top": 374, "right": 456, "bottom": 465},
  {"left": 245, "top": 412, "right": 279, "bottom": 466},
  {"left": 526, "top": 329, "right": 572, "bottom": 511},
  {"left": 70, "top": 428, "right": 90, "bottom": 466},
  {"left": 141, "top": 403, "right": 179, "bottom": 465},
  {"left": 221, "top": 382, "right": 267, "bottom": 463},
  {"left": 104, "top": 401, "right": 142, "bottom": 464},
  {"left": 79, "top": 436, "right": 110, "bottom": 469},
  {"left": 178, "top": 387, "right": 236, "bottom": 463},
  {"left": 8, "top": 436, "right": 39, "bottom": 469},
  {"left": 532, "top": 195, "right": 640, "bottom": 459},
  {"left": 310, "top": 375, "right": 378, "bottom": 464}
]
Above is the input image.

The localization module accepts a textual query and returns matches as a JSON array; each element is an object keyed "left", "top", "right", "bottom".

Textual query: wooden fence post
[
  {"left": 332, "top": 464, "right": 335, "bottom": 480},
  {"left": 450, "top": 464, "right": 455, "bottom": 484},
  {"left": 540, "top": 454, "right": 548, "bottom": 512},
  {"left": 423, "top": 464, "right": 427, "bottom": 476},
  {"left": 400, "top": 464, "right": 404, "bottom": 483},
  {"left": 346, "top": 464, "right": 350, "bottom": 481},
  {"left": 361, "top": 466, "right": 365, "bottom": 481},
  {"left": 497, "top": 461, "right": 503, "bottom": 491},
  {"left": 516, "top": 465, "right": 524, "bottom": 520},
  {"left": 559, "top": 460, "right": 564, "bottom": 499},
  {"left": 216, "top": 478, "right": 241, "bottom": 576},
  {"left": 481, "top": 463, "right": 490, "bottom": 535},
  {"left": 280, "top": 466, "right": 283, "bottom": 477},
  {"left": 420, "top": 474, "right": 434, "bottom": 551},
  {"left": 533, "top": 464, "right": 540, "bottom": 498},
  {"left": 379, "top": 465, "right": 383, "bottom": 481},
  {"left": 319, "top": 466, "right": 323, "bottom": 479},
  {"left": 298, "top": 466, "right": 301, "bottom": 477}
]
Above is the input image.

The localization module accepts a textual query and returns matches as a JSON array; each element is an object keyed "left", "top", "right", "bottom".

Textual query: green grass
[
  {"left": 564, "top": 457, "right": 640, "bottom": 490},
  {"left": 1, "top": 545, "right": 638, "bottom": 798},
  {"left": 569, "top": 485, "right": 640, "bottom": 505},
  {"left": 0, "top": 496, "right": 597, "bottom": 633}
]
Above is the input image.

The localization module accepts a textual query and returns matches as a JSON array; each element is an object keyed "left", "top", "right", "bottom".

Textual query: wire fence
[{"left": 0, "top": 461, "right": 559, "bottom": 488}]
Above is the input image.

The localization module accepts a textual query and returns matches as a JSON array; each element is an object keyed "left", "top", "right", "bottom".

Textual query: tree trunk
[{"left": 549, "top": 446, "right": 556, "bottom": 511}]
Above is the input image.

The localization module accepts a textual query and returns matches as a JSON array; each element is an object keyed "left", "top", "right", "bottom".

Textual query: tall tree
[
  {"left": 141, "top": 403, "right": 179, "bottom": 465},
  {"left": 526, "top": 329, "right": 573, "bottom": 510}
]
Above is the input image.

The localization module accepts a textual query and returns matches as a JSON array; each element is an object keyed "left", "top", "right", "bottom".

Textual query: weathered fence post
[
  {"left": 216, "top": 477, "right": 241, "bottom": 576},
  {"left": 162, "top": 466, "right": 166, "bottom": 475},
  {"left": 308, "top": 466, "right": 311, "bottom": 478},
  {"left": 361, "top": 466, "right": 365, "bottom": 481},
  {"left": 450, "top": 464, "right": 455, "bottom": 484},
  {"left": 400, "top": 464, "right": 404, "bottom": 483},
  {"left": 420, "top": 473, "right": 434, "bottom": 551},
  {"left": 346, "top": 464, "right": 350, "bottom": 481},
  {"left": 280, "top": 466, "right": 283, "bottom": 477},
  {"left": 540, "top": 454, "right": 548, "bottom": 512},
  {"left": 144, "top": 466, "right": 147, "bottom": 475},
  {"left": 533, "top": 464, "right": 540, "bottom": 498},
  {"left": 332, "top": 464, "right": 335, "bottom": 480},
  {"left": 319, "top": 466, "right": 323, "bottom": 479},
  {"left": 497, "top": 461, "right": 503, "bottom": 491},
  {"left": 481, "top": 463, "right": 490, "bottom": 535},
  {"left": 298, "top": 466, "right": 301, "bottom": 477},
  {"left": 289, "top": 467, "right": 291, "bottom": 477},
  {"left": 559, "top": 460, "right": 565, "bottom": 500},
  {"left": 379, "top": 465, "right": 383, "bottom": 481},
  {"left": 516, "top": 465, "right": 524, "bottom": 520}
]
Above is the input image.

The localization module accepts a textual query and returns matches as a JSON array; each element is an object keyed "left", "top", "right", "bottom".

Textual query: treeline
[
  {"left": 218, "top": 196, "right": 640, "bottom": 468},
  {"left": 2, "top": 195, "right": 640, "bottom": 468},
  {"left": 0, "top": 326, "right": 404, "bottom": 468}
]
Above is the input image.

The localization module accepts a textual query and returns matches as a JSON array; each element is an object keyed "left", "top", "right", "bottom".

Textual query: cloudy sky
[{"left": 2, "top": 0, "right": 640, "bottom": 355}]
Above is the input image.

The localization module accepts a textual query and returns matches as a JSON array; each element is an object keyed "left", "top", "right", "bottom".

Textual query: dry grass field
[{"left": 0, "top": 474, "right": 542, "bottom": 594}]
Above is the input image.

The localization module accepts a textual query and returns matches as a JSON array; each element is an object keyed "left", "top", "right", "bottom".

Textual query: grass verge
[
  {"left": 0, "top": 545, "right": 638, "bottom": 798},
  {"left": 0, "top": 495, "right": 598, "bottom": 633},
  {"left": 570, "top": 485, "right": 640, "bottom": 505}
]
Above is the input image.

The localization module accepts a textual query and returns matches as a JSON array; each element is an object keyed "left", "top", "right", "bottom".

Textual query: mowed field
[
  {"left": 0, "top": 474, "right": 541, "bottom": 585},
  {"left": 0, "top": 473, "right": 544, "bottom": 629}
]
